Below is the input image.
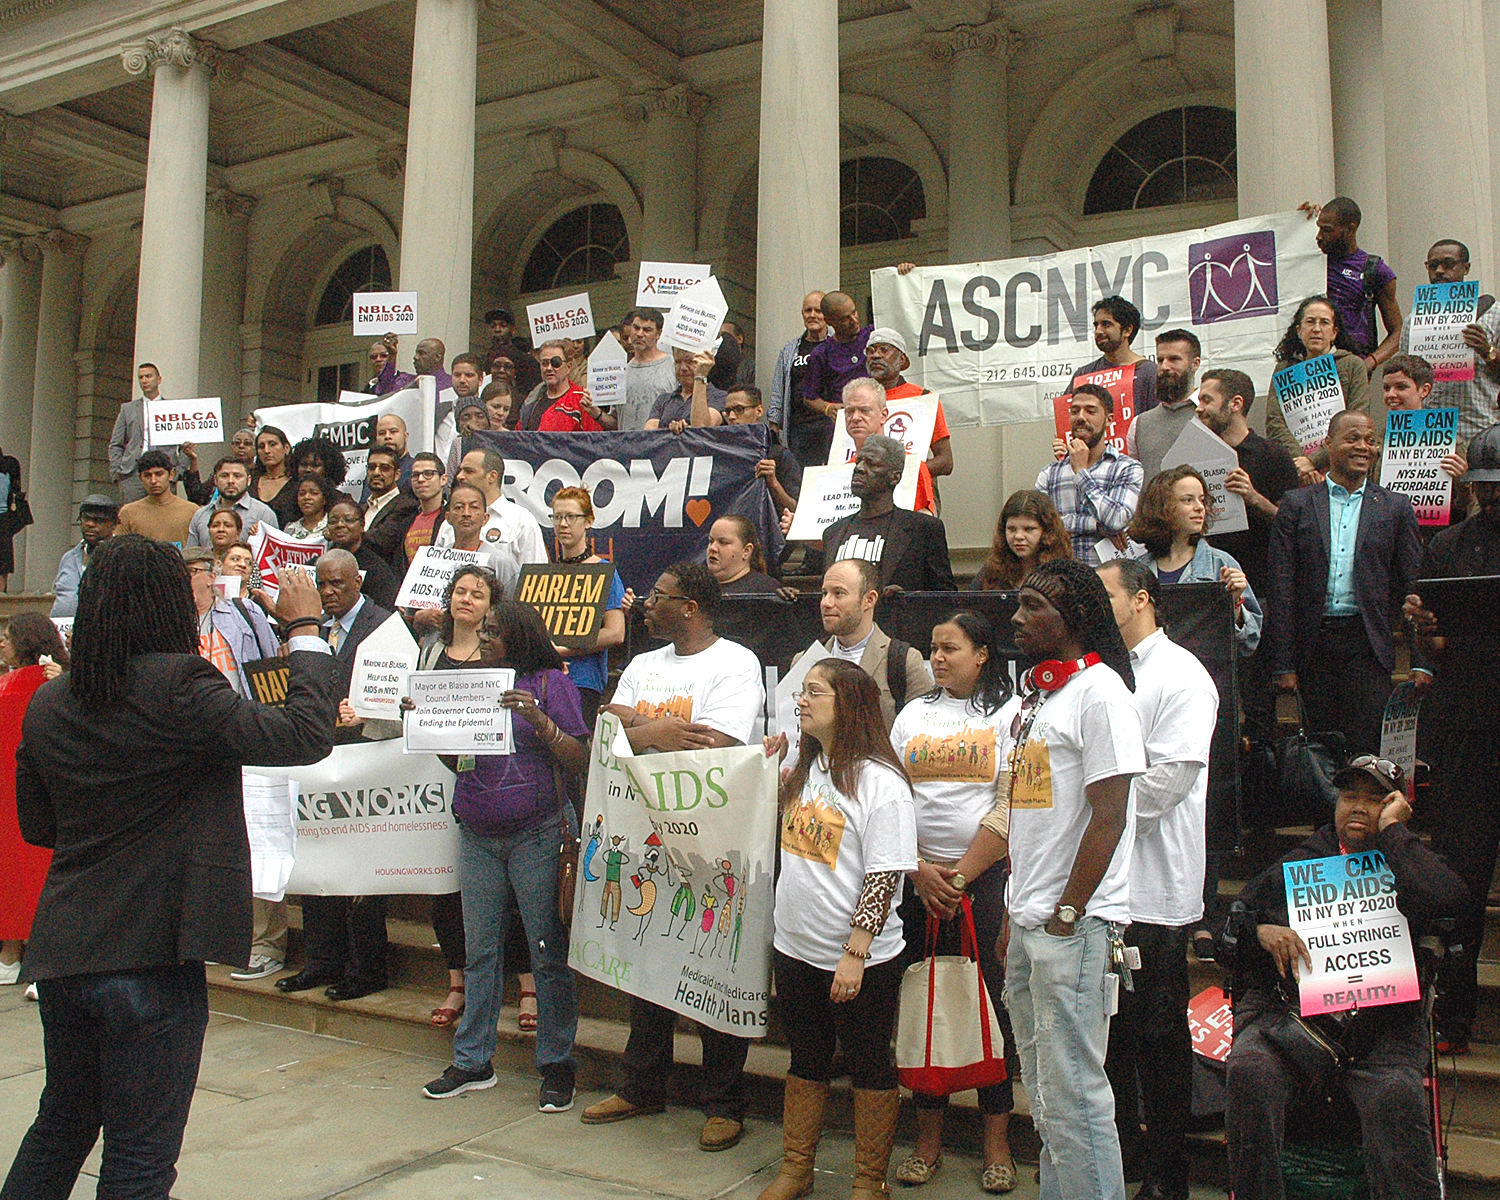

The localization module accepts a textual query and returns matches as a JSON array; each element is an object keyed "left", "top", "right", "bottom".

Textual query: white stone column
[
  {"left": 398, "top": 0, "right": 478, "bottom": 359},
  {"left": 27, "top": 232, "right": 86, "bottom": 593},
  {"left": 1233, "top": 0, "right": 1335, "bottom": 216},
  {"left": 201, "top": 190, "right": 255, "bottom": 424},
  {"left": 1383, "top": 0, "right": 1494, "bottom": 288},
  {"left": 1327, "top": 0, "right": 1388, "bottom": 256},
  {"left": 122, "top": 28, "right": 220, "bottom": 401},
  {"left": 929, "top": 23, "right": 1013, "bottom": 262},
  {"left": 0, "top": 241, "right": 42, "bottom": 586},
  {"left": 755, "top": 0, "right": 840, "bottom": 390},
  {"left": 626, "top": 85, "right": 706, "bottom": 262}
]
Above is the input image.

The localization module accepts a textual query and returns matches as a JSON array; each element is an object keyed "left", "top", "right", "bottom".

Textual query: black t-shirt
[
  {"left": 1420, "top": 509, "right": 1500, "bottom": 730},
  {"left": 720, "top": 570, "right": 782, "bottom": 595},
  {"left": 786, "top": 333, "right": 823, "bottom": 429},
  {"left": 771, "top": 444, "right": 803, "bottom": 503},
  {"left": 354, "top": 542, "right": 400, "bottom": 610},
  {"left": 1208, "top": 430, "right": 1300, "bottom": 596}
]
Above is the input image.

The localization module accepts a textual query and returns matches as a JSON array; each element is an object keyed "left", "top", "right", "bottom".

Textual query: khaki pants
[{"left": 251, "top": 898, "right": 288, "bottom": 960}]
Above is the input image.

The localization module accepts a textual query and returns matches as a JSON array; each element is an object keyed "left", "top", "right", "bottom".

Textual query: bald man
[
  {"left": 413, "top": 338, "right": 453, "bottom": 393},
  {"left": 798, "top": 291, "right": 871, "bottom": 466},
  {"left": 770, "top": 291, "right": 828, "bottom": 460},
  {"left": 362, "top": 413, "right": 413, "bottom": 498}
]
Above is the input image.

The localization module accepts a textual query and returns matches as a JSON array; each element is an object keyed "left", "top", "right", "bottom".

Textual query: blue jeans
[
  {"left": 1005, "top": 918, "right": 1125, "bottom": 1200},
  {"left": 1, "top": 962, "right": 209, "bottom": 1200},
  {"left": 452, "top": 816, "right": 578, "bottom": 1080}
]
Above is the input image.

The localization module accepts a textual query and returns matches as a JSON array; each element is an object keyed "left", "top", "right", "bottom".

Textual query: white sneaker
[
  {"left": 23, "top": 983, "right": 37, "bottom": 1002},
  {"left": 0, "top": 959, "right": 21, "bottom": 986},
  {"left": 230, "top": 956, "right": 284, "bottom": 981}
]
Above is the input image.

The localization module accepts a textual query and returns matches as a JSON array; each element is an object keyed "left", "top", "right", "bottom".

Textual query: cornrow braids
[
  {"left": 70, "top": 535, "right": 198, "bottom": 709},
  {"left": 1020, "top": 557, "right": 1135, "bottom": 692}
]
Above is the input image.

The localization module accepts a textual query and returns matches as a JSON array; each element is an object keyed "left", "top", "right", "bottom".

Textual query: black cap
[
  {"left": 78, "top": 494, "right": 119, "bottom": 516},
  {"left": 1465, "top": 423, "right": 1500, "bottom": 482},
  {"left": 1332, "top": 755, "right": 1404, "bottom": 796}
]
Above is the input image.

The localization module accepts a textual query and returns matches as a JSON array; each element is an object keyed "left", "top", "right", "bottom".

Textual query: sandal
[
  {"left": 430, "top": 985, "right": 465, "bottom": 1028},
  {"left": 894, "top": 1152, "right": 942, "bottom": 1185},
  {"left": 980, "top": 1159, "right": 1017, "bottom": 1194},
  {"left": 518, "top": 988, "right": 538, "bottom": 1032}
]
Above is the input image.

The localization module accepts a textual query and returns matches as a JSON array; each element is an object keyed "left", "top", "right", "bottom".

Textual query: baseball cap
[
  {"left": 1332, "top": 754, "right": 1404, "bottom": 796},
  {"left": 867, "top": 327, "right": 908, "bottom": 355}
]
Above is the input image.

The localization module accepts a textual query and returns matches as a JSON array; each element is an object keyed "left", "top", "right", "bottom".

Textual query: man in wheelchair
[{"left": 1222, "top": 756, "right": 1467, "bottom": 1200}]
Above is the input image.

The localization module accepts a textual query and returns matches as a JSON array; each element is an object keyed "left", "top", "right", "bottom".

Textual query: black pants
[
  {"left": 1, "top": 962, "right": 209, "bottom": 1200},
  {"left": 775, "top": 951, "right": 902, "bottom": 1090},
  {"left": 300, "top": 894, "right": 388, "bottom": 987},
  {"left": 1434, "top": 731, "right": 1500, "bottom": 1039},
  {"left": 897, "top": 866, "right": 1018, "bottom": 1114},
  {"left": 1299, "top": 617, "right": 1392, "bottom": 757},
  {"left": 1104, "top": 922, "right": 1193, "bottom": 1195},
  {"left": 432, "top": 891, "right": 465, "bottom": 971},
  {"left": 787, "top": 416, "right": 834, "bottom": 469},
  {"left": 619, "top": 995, "right": 749, "bottom": 1120}
]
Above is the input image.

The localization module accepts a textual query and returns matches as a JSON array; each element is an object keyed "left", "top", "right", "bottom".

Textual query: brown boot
[
  {"left": 758, "top": 1076, "right": 829, "bottom": 1200},
  {"left": 850, "top": 1088, "right": 900, "bottom": 1199}
]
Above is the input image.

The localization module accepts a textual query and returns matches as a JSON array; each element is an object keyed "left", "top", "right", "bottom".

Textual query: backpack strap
[
  {"left": 887, "top": 637, "right": 910, "bottom": 712},
  {"left": 1360, "top": 254, "right": 1385, "bottom": 350}
]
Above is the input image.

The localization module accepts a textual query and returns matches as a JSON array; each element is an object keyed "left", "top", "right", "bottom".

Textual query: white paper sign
[
  {"left": 787, "top": 464, "right": 862, "bottom": 540},
  {"left": 775, "top": 641, "right": 832, "bottom": 765},
  {"left": 526, "top": 291, "right": 595, "bottom": 343},
  {"left": 404, "top": 668, "right": 516, "bottom": 754},
  {"left": 242, "top": 772, "right": 298, "bottom": 901},
  {"left": 352, "top": 291, "right": 418, "bottom": 336},
  {"left": 1382, "top": 408, "right": 1460, "bottom": 527},
  {"left": 50, "top": 617, "right": 73, "bottom": 640},
  {"left": 587, "top": 330, "right": 629, "bottom": 407},
  {"left": 636, "top": 261, "right": 711, "bottom": 306},
  {"left": 395, "top": 545, "right": 485, "bottom": 611},
  {"left": 349, "top": 611, "right": 421, "bottom": 721},
  {"left": 145, "top": 397, "right": 222, "bottom": 448},
  {"left": 338, "top": 389, "right": 377, "bottom": 406},
  {"left": 659, "top": 276, "right": 729, "bottom": 354},
  {"left": 253, "top": 385, "right": 433, "bottom": 490},
  {"left": 1094, "top": 537, "right": 1148, "bottom": 563},
  {"left": 1379, "top": 680, "right": 1424, "bottom": 802},
  {"left": 212, "top": 576, "right": 241, "bottom": 601},
  {"left": 828, "top": 396, "right": 940, "bottom": 467},
  {"left": 1160, "top": 418, "right": 1250, "bottom": 535}
]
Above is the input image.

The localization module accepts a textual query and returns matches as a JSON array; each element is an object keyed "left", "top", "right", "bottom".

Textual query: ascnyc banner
[
  {"left": 254, "top": 382, "right": 435, "bottom": 490},
  {"left": 569, "top": 713, "right": 778, "bottom": 1037},
  {"left": 471, "top": 425, "right": 784, "bottom": 594},
  {"left": 870, "top": 210, "right": 1324, "bottom": 428}
]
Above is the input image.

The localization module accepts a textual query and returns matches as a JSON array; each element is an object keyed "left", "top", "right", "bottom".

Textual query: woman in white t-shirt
[
  {"left": 761, "top": 658, "right": 917, "bottom": 1200},
  {"left": 889, "top": 611, "right": 1022, "bottom": 1194}
]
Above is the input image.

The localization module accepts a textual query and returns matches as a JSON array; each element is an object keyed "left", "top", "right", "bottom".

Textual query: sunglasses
[
  {"left": 540, "top": 356, "right": 565, "bottom": 369},
  {"left": 1347, "top": 754, "right": 1400, "bottom": 777}
]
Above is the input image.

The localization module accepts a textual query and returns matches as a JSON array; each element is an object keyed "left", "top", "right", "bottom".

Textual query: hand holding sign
[
  {"left": 658, "top": 276, "right": 729, "bottom": 354},
  {"left": 145, "top": 397, "right": 223, "bottom": 448}
]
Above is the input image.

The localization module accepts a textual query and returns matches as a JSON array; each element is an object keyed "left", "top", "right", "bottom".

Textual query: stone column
[
  {"left": 928, "top": 23, "right": 1014, "bottom": 262},
  {"left": 1327, "top": 0, "right": 1388, "bottom": 256},
  {"left": 0, "top": 241, "right": 43, "bottom": 586},
  {"left": 1383, "top": 0, "right": 1494, "bottom": 287},
  {"left": 755, "top": 0, "right": 840, "bottom": 391},
  {"left": 202, "top": 190, "right": 255, "bottom": 424},
  {"left": 1234, "top": 0, "right": 1335, "bottom": 216},
  {"left": 398, "top": 0, "right": 478, "bottom": 360},
  {"left": 122, "top": 28, "right": 221, "bottom": 401},
  {"left": 626, "top": 85, "right": 707, "bottom": 262},
  {"left": 27, "top": 233, "right": 87, "bottom": 593}
]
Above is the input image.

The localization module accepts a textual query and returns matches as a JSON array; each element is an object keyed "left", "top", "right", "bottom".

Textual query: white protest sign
[
  {"left": 775, "top": 641, "right": 832, "bottom": 764},
  {"left": 242, "top": 772, "right": 297, "bottom": 901},
  {"left": 352, "top": 291, "right": 418, "bottom": 336},
  {"left": 1379, "top": 681, "right": 1424, "bottom": 802},
  {"left": 212, "top": 576, "right": 241, "bottom": 601},
  {"left": 338, "top": 389, "right": 377, "bottom": 405},
  {"left": 349, "top": 611, "right": 421, "bottom": 721},
  {"left": 1161, "top": 418, "right": 1249, "bottom": 535},
  {"left": 395, "top": 545, "right": 484, "bottom": 611},
  {"left": 50, "top": 617, "right": 73, "bottom": 641},
  {"left": 526, "top": 291, "right": 595, "bottom": 343},
  {"left": 254, "top": 385, "right": 433, "bottom": 489},
  {"left": 658, "top": 276, "right": 729, "bottom": 354},
  {"left": 1094, "top": 537, "right": 1149, "bottom": 563},
  {"left": 1408, "top": 281, "right": 1480, "bottom": 382},
  {"left": 248, "top": 526, "right": 324, "bottom": 601},
  {"left": 587, "top": 330, "right": 629, "bottom": 407},
  {"left": 828, "top": 396, "right": 940, "bottom": 467},
  {"left": 787, "top": 464, "right": 862, "bottom": 540},
  {"left": 1283, "top": 851, "right": 1420, "bottom": 1016},
  {"left": 636, "top": 261, "right": 711, "bottom": 306},
  {"left": 570, "top": 713, "right": 777, "bottom": 1037},
  {"left": 404, "top": 668, "right": 516, "bottom": 754},
  {"left": 1382, "top": 408, "right": 1460, "bottom": 526},
  {"left": 144, "top": 397, "right": 222, "bottom": 448},
  {"left": 1270, "top": 354, "right": 1345, "bottom": 454}
]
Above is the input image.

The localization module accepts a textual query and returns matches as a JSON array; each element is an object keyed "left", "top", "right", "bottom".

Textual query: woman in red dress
[{"left": 0, "top": 612, "right": 67, "bottom": 984}]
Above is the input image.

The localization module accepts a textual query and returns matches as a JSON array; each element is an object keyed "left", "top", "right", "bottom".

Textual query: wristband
[
  {"left": 283, "top": 618, "right": 322, "bottom": 635},
  {"left": 841, "top": 942, "right": 869, "bottom": 961}
]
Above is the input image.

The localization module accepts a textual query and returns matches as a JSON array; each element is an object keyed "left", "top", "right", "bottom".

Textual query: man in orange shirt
[{"left": 863, "top": 328, "right": 952, "bottom": 511}]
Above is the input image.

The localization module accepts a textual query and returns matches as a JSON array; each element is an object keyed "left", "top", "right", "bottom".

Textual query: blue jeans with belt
[{"left": 0, "top": 961, "right": 209, "bottom": 1200}]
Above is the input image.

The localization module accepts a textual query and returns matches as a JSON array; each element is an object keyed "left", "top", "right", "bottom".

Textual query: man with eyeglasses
[
  {"left": 584, "top": 562, "right": 765, "bottom": 1153},
  {"left": 403, "top": 452, "right": 448, "bottom": 566},
  {"left": 722, "top": 385, "right": 801, "bottom": 516},
  {"left": 361, "top": 445, "right": 420, "bottom": 576},
  {"left": 532, "top": 338, "right": 615, "bottom": 432}
]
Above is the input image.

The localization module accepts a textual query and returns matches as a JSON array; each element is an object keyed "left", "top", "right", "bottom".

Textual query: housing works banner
[
  {"left": 472, "top": 425, "right": 783, "bottom": 594},
  {"left": 869, "top": 210, "right": 1323, "bottom": 427},
  {"left": 569, "top": 713, "right": 778, "bottom": 1036},
  {"left": 251, "top": 738, "right": 461, "bottom": 896}
]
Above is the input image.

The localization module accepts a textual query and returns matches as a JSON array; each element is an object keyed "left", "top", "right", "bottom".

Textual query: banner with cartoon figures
[{"left": 569, "top": 712, "right": 779, "bottom": 1037}]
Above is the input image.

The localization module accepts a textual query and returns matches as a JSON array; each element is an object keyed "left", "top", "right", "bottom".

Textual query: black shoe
[
  {"left": 276, "top": 970, "right": 338, "bottom": 994},
  {"left": 325, "top": 979, "right": 386, "bottom": 1002},
  {"left": 423, "top": 1063, "right": 497, "bottom": 1099},
  {"left": 539, "top": 1069, "right": 575, "bottom": 1113},
  {"left": 1436, "top": 1028, "right": 1471, "bottom": 1055},
  {"left": 1192, "top": 931, "right": 1216, "bottom": 962}
]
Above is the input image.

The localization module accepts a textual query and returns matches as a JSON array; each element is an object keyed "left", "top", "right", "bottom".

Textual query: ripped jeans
[{"left": 1005, "top": 917, "right": 1125, "bottom": 1200}]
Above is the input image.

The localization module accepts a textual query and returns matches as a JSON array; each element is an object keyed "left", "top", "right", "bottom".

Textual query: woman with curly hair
[
  {"left": 287, "top": 435, "right": 349, "bottom": 492},
  {"left": 284, "top": 473, "right": 341, "bottom": 541},
  {"left": 969, "top": 491, "right": 1071, "bottom": 591},
  {"left": 1264, "top": 294, "right": 1371, "bottom": 482}
]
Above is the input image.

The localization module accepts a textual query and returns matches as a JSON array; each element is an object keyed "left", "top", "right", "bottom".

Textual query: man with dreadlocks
[
  {"left": 2, "top": 535, "right": 340, "bottom": 1198},
  {"left": 1001, "top": 556, "right": 1145, "bottom": 1200}
]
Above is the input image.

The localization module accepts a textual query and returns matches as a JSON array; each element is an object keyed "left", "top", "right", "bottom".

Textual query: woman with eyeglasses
[
  {"left": 527, "top": 339, "right": 616, "bottom": 432},
  {"left": 323, "top": 495, "right": 399, "bottom": 610},
  {"left": 761, "top": 658, "right": 917, "bottom": 1200},
  {"left": 888, "top": 611, "right": 1022, "bottom": 1194},
  {"left": 1265, "top": 294, "right": 1371, "bottom": 484},
  {"left": 548, "top": 486, "right": 625, "bottom": 730}
]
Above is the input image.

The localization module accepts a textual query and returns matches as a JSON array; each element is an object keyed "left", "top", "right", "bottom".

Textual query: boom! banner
[{"left": 870, "top": 210, "right": 1323, "bottom": 427}]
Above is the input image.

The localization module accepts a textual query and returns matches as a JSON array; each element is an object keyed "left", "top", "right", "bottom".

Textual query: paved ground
[{"left": 0, "top": 985, "right": 1495, "bottom": 1199}]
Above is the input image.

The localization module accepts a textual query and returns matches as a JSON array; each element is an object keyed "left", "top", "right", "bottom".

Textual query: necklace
[{"left": 558, "top": 549, "right": 591, "bottom": 564}]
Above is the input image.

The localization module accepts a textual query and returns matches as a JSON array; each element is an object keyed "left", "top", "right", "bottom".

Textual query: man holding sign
[{"left": 1223, "top": 756, "right": 1465, "bottom": 1200}]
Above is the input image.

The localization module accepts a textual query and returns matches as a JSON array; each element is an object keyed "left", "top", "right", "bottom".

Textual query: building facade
[{"left": 0, "top": 0, "right": 1495, "bottom": 589}]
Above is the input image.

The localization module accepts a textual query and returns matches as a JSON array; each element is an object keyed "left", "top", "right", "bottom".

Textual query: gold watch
[{"left": 950, "top": 872, "right": 968, "bottom": 892}]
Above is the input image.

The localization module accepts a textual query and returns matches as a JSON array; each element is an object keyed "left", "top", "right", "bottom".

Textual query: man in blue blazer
[{"left": 1266, "top": 410, "right": 1422, "bottom": 755}]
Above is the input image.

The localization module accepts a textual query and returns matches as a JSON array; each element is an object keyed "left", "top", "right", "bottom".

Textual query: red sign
[
  {"left": 1188, "top": 985, "right": 1233, "bottom": 1063},
  {"left": 1053, "top": 362, "right": 1139, "bottom": 455}
]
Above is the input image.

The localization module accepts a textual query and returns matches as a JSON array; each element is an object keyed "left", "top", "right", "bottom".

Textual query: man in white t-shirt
[
  {"left": 1004, "top": 557, "right": 1146, "bottom": 1200},
  {"left": 433, "top": 446, "right": 547, "bottom": 581},
  {"left": 1097, "top": 559, "right": 1219, "bottom": 1200},
  {"left": 582, "top": 562, "right": 766, "bottom": 1152}
]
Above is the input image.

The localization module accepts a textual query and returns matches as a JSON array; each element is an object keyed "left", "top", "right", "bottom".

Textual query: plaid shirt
[
  {"left": 1035, "top": 446, "right": 1145, "bottom": 566},
  {"left": 1398, "top": 304, "right": 1500, "bottom": 443}
]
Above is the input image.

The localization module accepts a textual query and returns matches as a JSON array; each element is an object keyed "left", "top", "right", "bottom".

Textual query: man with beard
[
  {"left": 1037, "top": 384, "right": 1145, "bottom": 566},
  {"left": 1128, "top": 330, "right": 1202, "bottom": 482},
  {"left": 1067, "top": 296, "right": 1159, "bottom": 427}
]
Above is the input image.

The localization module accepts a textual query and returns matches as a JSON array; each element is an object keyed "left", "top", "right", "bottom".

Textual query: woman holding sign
[
  {"left": 1265, "top": 295, "right": 1371, "bottom": 484},
  {"left": 548, "top": 486, "right": 625, "bottom": 730},
  {"left": 761, "top": 659, "right": 917, "bottom": 1200}
]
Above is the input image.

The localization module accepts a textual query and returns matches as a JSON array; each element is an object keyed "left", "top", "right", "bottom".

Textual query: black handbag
[
  {"left": 1272, "top": 695, "right": 1344, "bottom": 824},
  {"left": 1259, "top": 987, "right": 1356, "bottom": 1100}
]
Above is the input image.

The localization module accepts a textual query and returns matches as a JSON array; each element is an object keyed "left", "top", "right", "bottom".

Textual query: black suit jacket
[
  {"left": 823, "top": 507, "right": 957, "bottom": 592},
  {"left": 362, "top": 489, "right": 420, "bottom": 576},
  {"left": 1265, "top": 479, "right": 1422, "bottom": 674},
  {"left": 326, "top": 596, "right": 393, "bottom": 742},
  {"left": 16, "top": 650, "right": 340, "bottom": 979}
]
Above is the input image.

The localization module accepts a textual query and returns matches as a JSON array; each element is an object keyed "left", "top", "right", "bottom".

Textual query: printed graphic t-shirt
[
  {"left": 610, "top": 635, "right": 765, "bottom": 745},
  {"left": 891, "top": 691, "right": 1021, "bottom": 861},
  {"left": 774, "top": 758, "right": 918, "bottom": 970},
  {"left": 1004, "top": 663, "right": 1146, "bottom": 927}
]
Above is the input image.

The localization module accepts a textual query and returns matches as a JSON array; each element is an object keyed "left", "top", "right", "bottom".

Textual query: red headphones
[{"left": 1026, "top": 653, "right": 1102, "bottom": 693}]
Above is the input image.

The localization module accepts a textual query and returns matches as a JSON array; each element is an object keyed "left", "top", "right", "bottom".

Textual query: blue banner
[{"left": 469, "top": 425, "right": 784, "bottom": 594}]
